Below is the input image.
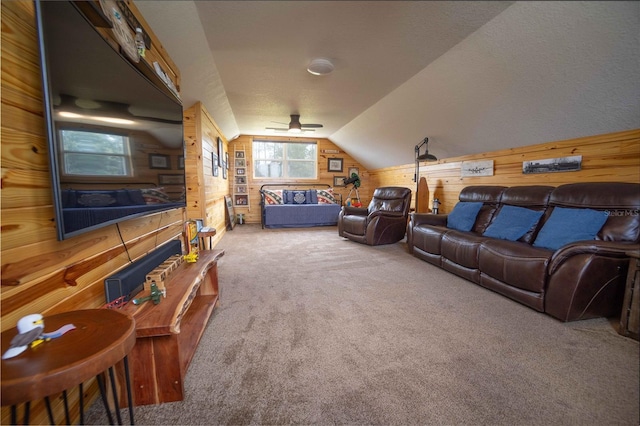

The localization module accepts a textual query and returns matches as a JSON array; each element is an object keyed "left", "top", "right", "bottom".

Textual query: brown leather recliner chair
[{"left": 338, "top": 187, "right": 412, "bottom": 245}]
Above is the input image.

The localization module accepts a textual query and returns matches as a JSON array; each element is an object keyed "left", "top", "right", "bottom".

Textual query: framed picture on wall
[
  {"left": 235, "top": 151, "right": 245, "bottom": 159},
  {"left": 158, "top": 174, "right": 185, "bottom": 185},
  {"left": 333, "top": 176, "right": 346, "bottom": 187},
  {"left": 328, "top": 158, "right": 343, "bottom": 172},
  {"left": 235, "top": 176, "right": 246, "bottom": 184},
  {"left": 222, "top": 164, "right": 227, "bottom": 179},
  {"left": 212, "top": 154, "right": 219, "bottom": 177},
  {"left": 348, "top": 167, "right": 359, "bottom": 177},
  {"left": 236, "top": 168, "right": 246, "bottom": 175},
  {"left": 177, "top": 155, "right": 185, "bottom": 170},
  {"left": 217, "top": 137, "right": 223, "bottom": 167},
  {"left": 225, "top": 152, "right": 230, "bottom": 169},
  {"left": 149, "top": 153, "right": 170, "bottom": 169},
  {"left": 235, "top": 158, "right": 246, "bottom": 167}
]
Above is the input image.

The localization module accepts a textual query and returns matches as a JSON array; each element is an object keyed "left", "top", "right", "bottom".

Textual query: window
[
  {"left": 59, "top": 129, "right": 132, "bottom": 176},
  {"left": 253, "top": 140, "right": 317, "bottom": 179}
]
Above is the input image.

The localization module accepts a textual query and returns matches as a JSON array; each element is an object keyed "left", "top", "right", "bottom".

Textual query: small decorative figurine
[{"left": 2, "top": 314, "right": 76, "bottom": 360}]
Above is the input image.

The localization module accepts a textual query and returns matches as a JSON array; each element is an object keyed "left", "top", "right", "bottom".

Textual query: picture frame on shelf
[
  {"left": 236, "top": 168, "right": 246, "bottom": 175},
  {"left": 149, "top": 153, "right": 170, "bottom": 169},
  {"left": 235, "top": 176, "right": 246, "bottom": 184},
  {"left": 328, "top": 158, "right": 343, "bottom": 172},
  {"left": 158, "top": 174, "right": 185, "bottom": 185},
  {"left": 234, "top": 194, "right": 249, "bottom": 206},
  {"left": 236, "top": 185, "right": 247, "bottom": 193},
  {"left": 235, "top": 158, "right": 246, "bottom": 168},
  {"left": 333, "top": 176, "right": 346, "bottom": 187},
  {"left": 235, "top": 151, "right": 245, "bottom": 159},
  {"left": 212, "top": 154, "right": 219, "bottom": 177}
]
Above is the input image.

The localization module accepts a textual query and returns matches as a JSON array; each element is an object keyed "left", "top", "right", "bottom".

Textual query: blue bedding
[{"left": 263, "top": 204, "right": 341, "bottom": 228}]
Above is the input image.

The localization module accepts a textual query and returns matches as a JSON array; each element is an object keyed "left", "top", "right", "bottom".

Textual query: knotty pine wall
[
  {"left": 368, "top": 129, "right": 640, "bottom": 214},
  {"left": 184, "top": 102, "right": 229, "bottom": 242},
  {"left": 1, "top": 1, "right": 185, "bottom": 423},
  {"left": 228, "top": 135, "right": 369, "bottom": 223}
]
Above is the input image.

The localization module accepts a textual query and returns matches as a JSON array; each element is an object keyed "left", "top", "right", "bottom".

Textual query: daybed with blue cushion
[
  {"left": 260, "top": 184, "right": 342, "bottom": 229},
  {"left": 407, "top": 183, "right": 640, "bottom": 322},
  {"left": 61, "top": 187, "right": 184, "bottom": 233}
]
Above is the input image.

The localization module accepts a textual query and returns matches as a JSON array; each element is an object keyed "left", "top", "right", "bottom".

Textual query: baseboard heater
[{"left": 104, "top": 240, "right": 182, "bottom": 303}]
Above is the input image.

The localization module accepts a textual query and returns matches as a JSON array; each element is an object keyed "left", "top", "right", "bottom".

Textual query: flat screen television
[{"left": 35, "top": 0, "right": 186, "bottom": 240}]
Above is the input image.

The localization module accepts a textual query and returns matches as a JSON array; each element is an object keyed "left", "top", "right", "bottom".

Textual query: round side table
[{"left": 1, "top": 309, "right": 136, "bottom": 425}]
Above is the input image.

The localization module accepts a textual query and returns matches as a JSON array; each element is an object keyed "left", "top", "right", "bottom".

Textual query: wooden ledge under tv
[{"left": 118, "top": 249, "right": 224, "bottom": 406}]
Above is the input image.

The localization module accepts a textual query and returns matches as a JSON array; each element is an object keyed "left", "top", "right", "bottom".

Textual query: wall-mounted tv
[{"left": 35, "top": 1, "right": 186, "bottom": 240}]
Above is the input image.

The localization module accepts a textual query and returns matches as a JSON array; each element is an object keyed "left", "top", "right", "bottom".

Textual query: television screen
[{"left": 35, "top": 1, "right": 185, "bottom": 240}]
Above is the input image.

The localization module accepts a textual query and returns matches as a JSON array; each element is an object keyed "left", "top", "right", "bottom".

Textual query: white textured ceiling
[{"left": 136, "top": 1, "right": 640, "bottom": 170}]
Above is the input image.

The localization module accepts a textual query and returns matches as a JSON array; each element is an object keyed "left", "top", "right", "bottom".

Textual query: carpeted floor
[{"left": 86, "top": 224, "right": 639, "bottom": 425}]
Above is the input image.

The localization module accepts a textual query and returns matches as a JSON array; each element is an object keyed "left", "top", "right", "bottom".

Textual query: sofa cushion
[
  {"left": 306, "top": 189, "right": 318, "bottom": 204},
  {"left": 317, "top": 188, "right": 338, "bottom": 204},
  {"left": 262, "top": 189, "right": 283, "bottom": 205},
  {"left": 533, "top": 207, "right": 608, "bottom": 250},
  {"left": 483, "top": 205, "right": 544, "bottom": 241},
  {"left": 447, "top": 202, "right": 483, "bottom": 232}
]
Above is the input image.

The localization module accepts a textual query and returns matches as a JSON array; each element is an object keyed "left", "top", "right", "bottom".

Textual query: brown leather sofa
[
  {"left": 339, "top": 186, "right": 412, "bottom": 245},
  {"left": 407, "top": 182, "right": 640, "bottom": 321}
]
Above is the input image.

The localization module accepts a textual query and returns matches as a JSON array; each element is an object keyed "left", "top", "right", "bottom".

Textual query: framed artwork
[
  {"left": 217, "top": 137, "right": 223, "bottom": 167},
  {"left": 225, "top": 152, "right": 230, "bottom": 169},
  {"left": 333, "top": 176, "right": 346, "bottom": 187},
  {"left": 235, "top": 176, "right": 246, "bottom": 184},
  {"left": 212, "top": 154, "right": 219, "bottom": 177},
  {"left": 461, "top": 160, "right": 494, "bottom": 177},
  {"left": 236, "top": 168, "right": 246, "bottom": 175},
  {"left": 235, "top": 151, "right": 245, "bottom": 159},
  {"left": 523, "top": 155, "right": 582, "bottom": 174},
  {"left": 158, "top": 174, "right": 185, "bottom": 185},
  {"left": 236, "top": 185, "right": 247, "bottom": 193},
  {"left": 149, "top": 154, "right": 170, "bottom": 169},
  {"left": 222, "top": 164, "right": 227, "bottom": 179},
  {"left": 348, "top": 167, "right": 359, "bottom": 177},
  {"left": 328, "top": 158, "right": 343, "bottom": 172},
  {"left": 235, "top": 158, "right": 246, "bottom": 168},
  {"left": 177, "top": 155, "right": 185, "bottom": 170}
]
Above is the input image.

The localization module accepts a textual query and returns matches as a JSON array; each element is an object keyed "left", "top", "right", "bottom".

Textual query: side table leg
[
  {"left": 63, "top": 390, "right": 70, "bottom": 424},
  {"left": 96, "top": 373, "right": 115, "bottom": 425},
  {"left": 108, "top": 366, "right": 123, "bottom": 425},
  {"left": 79, "top": 382, "right": 85, "bottom": 425},
  {"left": 44, "top": 396, "right": 55, "bottom": 424},
  {"left": 123, "top": 356, "right": 135, "bottom": 425}
]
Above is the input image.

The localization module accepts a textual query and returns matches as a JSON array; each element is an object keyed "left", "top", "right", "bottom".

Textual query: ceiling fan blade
[
  {"left": 271, "top": 121, "right": 289, "bottom": 125},
  {"left": 265, "top": 127, "right": 289, "bottom": 131},
  {"left": 300, "top": 123, "right": 323, "bottom": 128}
]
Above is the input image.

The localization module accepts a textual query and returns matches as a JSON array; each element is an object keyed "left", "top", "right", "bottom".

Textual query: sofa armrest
[
  {"left": 342, "top": 206, "right": 368, "bottom": 216},
  {"left": 411, "top": 213, "right": 447, "bottom": 227},
  {"left": 549, "top": 241, "right": 639, "bottom": 275}
]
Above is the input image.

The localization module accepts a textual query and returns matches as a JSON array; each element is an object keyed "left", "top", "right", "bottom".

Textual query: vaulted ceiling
[{"left": 136, "top": 1, "right": 639, "bottom": 170}]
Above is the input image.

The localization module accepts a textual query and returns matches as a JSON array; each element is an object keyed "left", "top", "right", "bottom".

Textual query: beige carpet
[{"left": 87, "top": 224, "right": 639, "bottom": 425}]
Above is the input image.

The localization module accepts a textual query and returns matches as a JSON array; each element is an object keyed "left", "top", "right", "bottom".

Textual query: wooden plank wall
[
  {"left": 368, "top": 129, "right": 640, "bottom": 214},
  {"left": 228, "top": 135, "right": 369, "bottom": 223},
  {"left": 184, "top": 102, "right": 229, "bottom": 243},
  {"left": 1, "top": 1, "right": 185, "bottom": 423}
]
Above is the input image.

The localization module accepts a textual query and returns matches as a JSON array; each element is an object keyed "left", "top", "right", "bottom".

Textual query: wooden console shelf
[{"left": 119, "top": 249, "right": 224, "bottom": 406}]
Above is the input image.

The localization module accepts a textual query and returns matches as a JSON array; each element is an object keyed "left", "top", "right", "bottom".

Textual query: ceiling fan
[{"left": 266, "top": 114, "right": 323, "bottom": 133}]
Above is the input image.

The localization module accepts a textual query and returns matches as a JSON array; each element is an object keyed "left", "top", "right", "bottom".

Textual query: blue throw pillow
[
  {"left": 284, "top": 190, "right": 307, "bottom": 204},
  {"left": 483, "top": 205, "right": 544, "bottom": 241},
  {"left": 447, "top": 202, "right": 483, "bottom": 232},
  {"left": 533, "top": 207, "right": 608, "bottom": 250}
]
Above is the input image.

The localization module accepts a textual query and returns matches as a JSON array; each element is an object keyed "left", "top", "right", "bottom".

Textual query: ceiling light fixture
[{"left": 307, "top": 58, "right": 334, "bottom": 76}]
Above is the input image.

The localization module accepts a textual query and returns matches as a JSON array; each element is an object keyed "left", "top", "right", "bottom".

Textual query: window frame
[
  {"left": 58, "top": 127, "right": 133, "bottom": 178},
  {"left": 252, "top": 139, "right": 318, "bottom": 180}
]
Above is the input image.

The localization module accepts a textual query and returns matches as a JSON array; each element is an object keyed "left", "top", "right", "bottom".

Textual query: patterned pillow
[
  {"left": 284, "top": 190, "right": 307, "bottom": 204},
  {"left": 317, "top": 188, "right": 338, "bottom": 204},
  {"left": 77, "top": 192, "right": 116, "bottom": 207},
  {"left": 141, "top": 187, "right": 171, "bottom": 204},
  {"left": 262, "top": 189, "right": 283, "bottom": 205}
]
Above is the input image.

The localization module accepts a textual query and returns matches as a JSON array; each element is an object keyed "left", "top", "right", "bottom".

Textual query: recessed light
[{"left": 307, "top": 58, "right": 334, "bottom": 76}]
